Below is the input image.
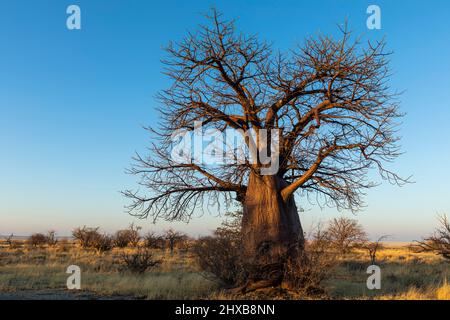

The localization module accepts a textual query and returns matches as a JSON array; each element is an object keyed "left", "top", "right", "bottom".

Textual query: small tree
[
  {"left": 46, "top": 230, "right": 58, "bottom": 247},
  {"left": 362, "top": 235, "right": 388, "bottom": 264},
  {"left": 72, "top": 226, "right": 112, "bottom": 252},
  {"left": 143, "top": 231, "right": 166, "bottom": 250},
  {"left": 164, "top": 229, "right": 187, "bottom": 254},
  {"left": 72, "top": 226, "right": 101, "bottom": 248},
  {"left": 92, "top": 234, "right": 114, "bottom": 254},
  {"left": 114, "top": 223, "right": 142, "bottom": 248},
  {"left": 414, "top": 215, "right": 450, "bottom": 260},
  {"left": 326, "top": 217, "right": 367, "bottom": 254},
  {"left": 28, "top": 233, "right": 47, "bottom": 248},
  {"left": 4, "top": 233, "right": 17, "bottom": 249}
]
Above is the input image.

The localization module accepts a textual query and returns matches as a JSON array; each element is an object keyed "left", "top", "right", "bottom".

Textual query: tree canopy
[{"left": 123, "top": 11, "right": 407, "bottom": 222}]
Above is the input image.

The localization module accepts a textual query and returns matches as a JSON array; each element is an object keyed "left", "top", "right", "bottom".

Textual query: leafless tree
[
  {"left": 28, "top": 233, "right": 47, "bottom": 248},
  {"left": 123, "top": 10, "right": 407, "bottom": 289},
  {"left": 363, "top": 235, "right": 389, "bottom": 264},
  {"left": 46, "top": 230, "right": 58, "bottom": 247},
  {"left": 72, "top": 226, "right": 113, "bottom": 252},
  {"left": 114, "top": 223, "right": 142, "bottom": 248},
  {"left": 164, "top": 229, "right": 187, "bottom": 254},
  {"left": 92, "top": 234, "right": 114, "bottom": 254},
  {"left": 72, "top": 226, "right": 101, "bottom": 248},
  {"left": 3, "top": 233, "right": 15, "bottom": 248},
  {"left": 326, "top": 217, "right": 368, "bottom": 254},
  {"left": 143, "top": 231, "right": 166, "bottom": 250},
  {"left": 120, "top": 248, "right": 162, "bottom": 274},
  {"left": 193, "top": 213, "right": 245, "bottom": 286},
  {"left": 414, "top": 215, "right": 450, "bottom": 260}
]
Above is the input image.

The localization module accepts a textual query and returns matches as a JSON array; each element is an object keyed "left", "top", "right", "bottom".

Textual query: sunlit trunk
[{"left": 241, "top": 172, "right": 304, "bottom": 288}]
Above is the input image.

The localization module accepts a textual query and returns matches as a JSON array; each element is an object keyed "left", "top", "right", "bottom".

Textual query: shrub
[
  {"left": 57, "top": 238, "right": 71, "bottom": 252},
  {"left": 120, "top": 248, "right": 162, "bottom": 274},
  {"left": 72, "top": 226, "right": 113, "bottom": 253},
  {"left": 143, "top": 232, "right": 166, "bottom": 249},
  {"left": 114, "top": 224, "right": 142, "bottom": 248},
  {"left": 283, "top": 225, "right": 337, "bottom": 295},
  {"left": 3, "top": 234, "right": 18, "bottom": 249},
  {"left": 164, "top": 229, "right": 187, "bottom": 254},
  {"left": 114, "top": 230, "right": 131, "bottom": 248},
  {"left": 92, "top": 234, "right": 114, "bottom": 253},
  {"left": 46, "top": 230, "right": 58, "bottom": 247},
  {"left": 27, "top": 233, "right": 48, "bottom": 247},
  {"left": 193, "top": 212, "right": 244, "bottom": 286},
  {"left": 362, "top": 235, "right": 389, "bottom": 264},
  {"left": 72, "top": 226, "right": 102, "bottom": 248},
  {"left": 342, "top": 260, "right": 367, "bottom": 272},
  {"left": 194, "top": 235, "right": 244, "bottom": 286}
]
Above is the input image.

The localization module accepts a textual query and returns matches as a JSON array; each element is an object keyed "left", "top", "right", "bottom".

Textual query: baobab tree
[{"left": 124, "top": 11, "right": 407, "bottom": 289}]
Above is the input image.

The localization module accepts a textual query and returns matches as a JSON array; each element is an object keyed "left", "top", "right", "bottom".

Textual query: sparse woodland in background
[{"left": 0, "top": 214, "right": 449, "bottom": 299}]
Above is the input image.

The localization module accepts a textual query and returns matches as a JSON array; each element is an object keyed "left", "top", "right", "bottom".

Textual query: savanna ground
[{"left": 0, "top": 241, "right": 449, "bottom": 300}]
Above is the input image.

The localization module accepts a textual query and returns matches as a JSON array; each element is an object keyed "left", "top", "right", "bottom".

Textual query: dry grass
[
  {"left": 323, "top": 246, "right": 449, "bottom": 300},
  {"left": 0, "top": 241, "right": 448, "bottom": 300},
  {"left": 0, "top": 242, "right": 217, "bottom": 299}
]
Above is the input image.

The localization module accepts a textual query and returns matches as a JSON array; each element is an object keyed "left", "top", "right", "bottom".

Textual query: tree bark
[{"left": 241, "top": 172, "right": 304, "bottom": 289}]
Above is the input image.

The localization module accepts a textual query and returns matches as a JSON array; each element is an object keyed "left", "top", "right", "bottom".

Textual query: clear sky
[{"left": 1, "top": 0, "right": 449, "bottom": 241}]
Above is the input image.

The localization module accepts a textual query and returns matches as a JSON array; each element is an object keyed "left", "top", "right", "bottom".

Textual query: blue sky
[{"left": 0, "top": 0, "right": 449, "bottom": 240}]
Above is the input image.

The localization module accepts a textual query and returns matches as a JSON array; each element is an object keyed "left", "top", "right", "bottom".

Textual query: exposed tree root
[{"left": 231, "top": 278, "right": 281, "bottom": 295}]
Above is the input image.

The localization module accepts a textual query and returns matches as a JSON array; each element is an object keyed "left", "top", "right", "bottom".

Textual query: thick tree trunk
[{"left": 241, "top": 172, "right": 304, "bottom": 290}]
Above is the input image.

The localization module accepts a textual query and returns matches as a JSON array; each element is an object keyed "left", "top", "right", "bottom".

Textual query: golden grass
[
  {"left": 0, "top": 243, "right": 218, "bottom": 299},
  {"left": 0, "top": 241, "right": 448, "bottom": 299},
  {"left": 436, "top": 280, "right": 450, "bottom": 300}
]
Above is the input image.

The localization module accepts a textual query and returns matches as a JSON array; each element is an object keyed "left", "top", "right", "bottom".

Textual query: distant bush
[
  {"left": 362, "top": 235, "right": 389, "bottom": 264},
  {"left": 325, "top": 217, "right": 368, "bottom": 254},
  {"left": 92, "top": 234, "right": 114, "bottom": 253},
  {"left": 342, "top": 260, "right": 367, "bottom": 272},
  {"left": 72, "top": 226, "right": 113, "bottom": 253},
  {"left": 72, "top": 226, "right": 102, "bottom": 248},
  {"left": 143, "top": 232, "right": 166, "bottom": 250},
  {"left": 3, "top": 234, "right": 19, "bottom": 249},
  {"left": 114, "top": 224, "right": 141, "bottom": 248},
  {"left": 45, "top": 230, "right": 58, "bottom": 247},
  {"left": 27, "top": 233, "right": 48, "bottom": 248},
  {"left": 120, "top": 248, "right": 162, "bottom": 274},
  {"left": 164, "top": 229, "right": 187, "bottom": 254},
  {"left": 57, "top": 238, "right": 71, "bottom": 252}
]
